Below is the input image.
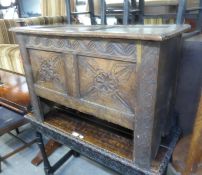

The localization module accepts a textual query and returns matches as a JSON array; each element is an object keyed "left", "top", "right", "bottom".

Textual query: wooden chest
[{"left": 12, "top": 24, "right": 189, "bottom": 170}]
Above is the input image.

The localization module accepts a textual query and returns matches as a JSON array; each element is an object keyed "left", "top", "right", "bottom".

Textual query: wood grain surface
[
  {"left": 0, "top": 69, "right": 30, "bottom": 112},
  {"left": 13, "top": 24, "right": 188, "bottom": 170},
  {"left": 44, "top": 109, "right": 133, "bottom": 160},
  {"left": 11, "top": 24, "right": 190, "bottom": 41},
  {"left": 185, "top": 90, "right": 202, "bottom": 175}
]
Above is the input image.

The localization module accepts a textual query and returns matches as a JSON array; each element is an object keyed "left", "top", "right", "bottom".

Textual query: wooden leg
[
  {"left": 31, "top": 139, "right": 62, "bottom": 166},
  {"left": 36, "top": 132, "right": 52, "bottom": 175},
  {"left": 15, "top": 128, "right": 20, "bottom": 135}
]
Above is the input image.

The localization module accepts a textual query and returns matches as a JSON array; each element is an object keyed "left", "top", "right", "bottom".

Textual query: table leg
[
  {"left": 36, "top": 131, "right": 79, "bottom": 175},
  {"left": 36, "top": 132, "right": 52, "bottom": 175},
  {"left": 31, "top": 139, "right": 62, "bottom": 166}
]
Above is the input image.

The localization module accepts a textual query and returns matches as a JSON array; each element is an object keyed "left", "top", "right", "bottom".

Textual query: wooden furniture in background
[
  {"left": 0, "top": 69, "right": 30, "bottom": 113},
  {"left": 100, "top": 0, "right": 144, "bottom": 25},
  {"left": 0, "top": 69, "right": 61, "bottom": 168},
  {"left": 65, "top": 0, "right": 96, "bottom": 24},
  {"left": 184, "top": 89, "right": 202, "bottom": 175},
  {"left": 0, "top": 70, "right": 35, "bottom": 172},
  {"left": 12, "top": 24, "right": 189, "bottom": 174},
  {"left": 0, "top": 16, "right": 72, "bottom": 168}
]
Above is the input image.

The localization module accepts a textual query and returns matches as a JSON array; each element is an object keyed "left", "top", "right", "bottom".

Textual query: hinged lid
[{"left": 11, "top": 24, "right": 190, "bottom": 41}]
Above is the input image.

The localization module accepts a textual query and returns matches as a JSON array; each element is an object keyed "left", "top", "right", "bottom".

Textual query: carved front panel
[
  {"left": 29, "top": 49, "right": 67, "bottom": 94},
  {"left": 78, "top": 56, "right": 136, "bottom": 115}
]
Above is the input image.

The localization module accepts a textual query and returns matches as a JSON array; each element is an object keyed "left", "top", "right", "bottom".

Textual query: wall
[{"left": 175, "top": 35, "right": 202, "bottom": 135}]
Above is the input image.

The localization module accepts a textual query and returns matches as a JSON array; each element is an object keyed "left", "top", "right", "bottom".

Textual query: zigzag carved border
[{"left": 25, "top": 36, "right": 137, "bottom": 61}]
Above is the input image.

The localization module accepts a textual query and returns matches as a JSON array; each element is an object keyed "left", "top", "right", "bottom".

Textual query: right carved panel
[{"left": 78, "top": 55, "right": 136, "bottom": 115}]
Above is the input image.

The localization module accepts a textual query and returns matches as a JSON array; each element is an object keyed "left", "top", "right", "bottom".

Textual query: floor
[{"left": 0, "top": 124, "right": 118, "bottom": 175}]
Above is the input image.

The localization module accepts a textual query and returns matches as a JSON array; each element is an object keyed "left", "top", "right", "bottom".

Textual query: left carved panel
[{"left": 28, "top": 49, "right": 67, "bottom": 94}]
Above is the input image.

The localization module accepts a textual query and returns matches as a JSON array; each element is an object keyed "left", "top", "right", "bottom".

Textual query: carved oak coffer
[{"left": 12, "top": 25, "right": 189, "bottom": 170}]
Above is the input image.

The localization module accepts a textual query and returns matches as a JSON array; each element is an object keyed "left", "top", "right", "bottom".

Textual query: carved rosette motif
[
  {"left": 79, "top": 58, "right": 135, "bottom": 114},
  {"left": 38, "top": 56, "right": 60, "bottom": 83},
  {"left": 35, "top": 54, "right": 65, "bottom": 92},
  {"left": 94, "top": 71, "right": 118, "bottom": 94},
  {"left": 26, "top": 36, "right": 137, "bottom": 61}
]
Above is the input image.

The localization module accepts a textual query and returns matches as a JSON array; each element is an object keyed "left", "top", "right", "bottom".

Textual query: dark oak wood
[{"left": 12, "top": 24, "right": 189, "bottom": 171}]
